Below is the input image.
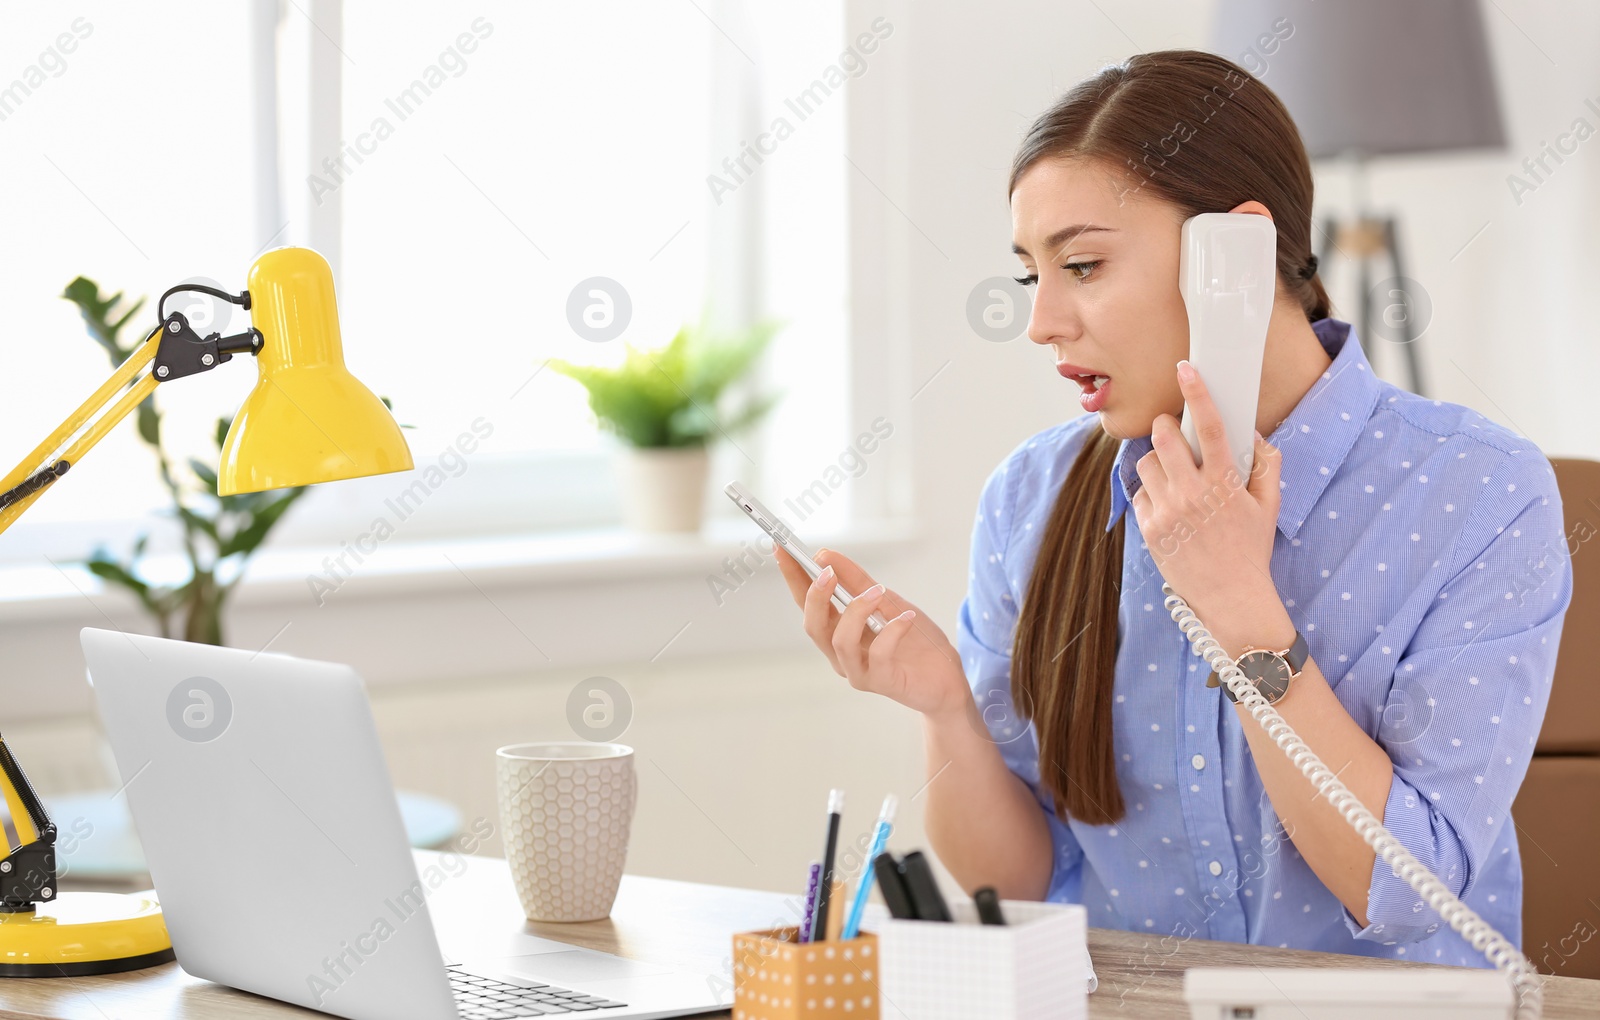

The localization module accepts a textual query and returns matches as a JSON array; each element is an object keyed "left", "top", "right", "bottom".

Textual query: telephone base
[{"left": 1183, "top": 965, "right": 1515, "bottom": 1019}]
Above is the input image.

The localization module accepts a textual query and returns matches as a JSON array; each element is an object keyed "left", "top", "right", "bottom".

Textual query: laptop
[{"left": 79, "top": 627, "right": 728, "bottom": 1020}]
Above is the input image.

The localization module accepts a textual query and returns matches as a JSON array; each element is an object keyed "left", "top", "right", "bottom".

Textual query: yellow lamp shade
[{"left": 218, "top": 247, "right": 413, "bottom": 495}]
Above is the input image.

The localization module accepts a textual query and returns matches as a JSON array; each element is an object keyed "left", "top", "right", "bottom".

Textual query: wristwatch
[{"left": 1204, "top": 628, "right": 1308, "bottom": 705}]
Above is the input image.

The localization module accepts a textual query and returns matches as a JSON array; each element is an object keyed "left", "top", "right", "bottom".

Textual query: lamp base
[{"left": 0, "top": 891, "right": 174, "bottom": 977}]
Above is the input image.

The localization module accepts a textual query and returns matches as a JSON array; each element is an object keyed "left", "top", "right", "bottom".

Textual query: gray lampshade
[{"left": 1210, "top": 0, "right": 1506, "bottom": 160}]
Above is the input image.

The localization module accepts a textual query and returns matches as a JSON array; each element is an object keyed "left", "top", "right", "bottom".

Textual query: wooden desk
[{"left": 3, "top": 851, "right": 1597, "bottom": 1018}]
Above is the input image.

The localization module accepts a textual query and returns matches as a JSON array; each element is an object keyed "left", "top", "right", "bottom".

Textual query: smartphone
[
  {"left": 724, "top": 481, "right": 888, "bottom": 634},
  {"left": 1176, "top": 212, "right": 1278, "bottom": 480}
]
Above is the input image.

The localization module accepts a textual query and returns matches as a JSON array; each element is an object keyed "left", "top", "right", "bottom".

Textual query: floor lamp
[{"left": 1212, "top": 0, "right": 1507, "bottom": 397}]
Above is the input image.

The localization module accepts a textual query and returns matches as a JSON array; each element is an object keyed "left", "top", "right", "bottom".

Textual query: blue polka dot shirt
[{"left": 958, "top": 317, "right": 1572, "bottom": 966}]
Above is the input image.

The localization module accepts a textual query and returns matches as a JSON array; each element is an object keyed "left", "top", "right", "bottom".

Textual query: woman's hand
[
  {"left": 1131, "top": 359, "right": 1285, "bottom": 640},
  {"left": 774, "top": 545, "right": 971, "bottom": 719}
]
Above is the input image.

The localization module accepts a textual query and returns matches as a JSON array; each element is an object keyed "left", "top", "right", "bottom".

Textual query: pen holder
[
  {"left": 731, "top": 926, "right": 881, "bottom": 1020},
  {"left": 876, "top": 900, "right": 1091, "bottom": 1020}
]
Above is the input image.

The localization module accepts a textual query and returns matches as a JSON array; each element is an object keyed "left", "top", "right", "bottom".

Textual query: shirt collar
[{"left": 1105, "top": 317, "right": 1383, "bottom": 540}]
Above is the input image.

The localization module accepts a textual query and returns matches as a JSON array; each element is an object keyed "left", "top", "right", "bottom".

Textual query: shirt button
[
  {"left": 1208, "top": 860, "right": 1223, "bottom": 876},
  {"left": 1191, "top": 754, "right": 1205, "bottom": 771}
]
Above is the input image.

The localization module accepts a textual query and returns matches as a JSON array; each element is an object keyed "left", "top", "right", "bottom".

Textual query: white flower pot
[{"left": 616, "top": 445, "right": 709, "bottom": 533}]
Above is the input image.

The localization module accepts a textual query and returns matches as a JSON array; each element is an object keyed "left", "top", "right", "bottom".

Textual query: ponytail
[{"left": 1012, "top": 428, "right": 1125, "bottom": 823}]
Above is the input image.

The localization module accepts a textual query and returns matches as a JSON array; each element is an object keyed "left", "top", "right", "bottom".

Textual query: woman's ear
[{"left": 1227, "top": 199, "right": 1273, "bottom": 221}]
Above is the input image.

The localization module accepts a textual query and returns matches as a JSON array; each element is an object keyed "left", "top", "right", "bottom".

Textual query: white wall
[
  {"left": 1308, "top": 1, "right": 1600, "bottom": 460},
  {"left": 8, "top": 0, "right": 1595, "bottom": 897}
]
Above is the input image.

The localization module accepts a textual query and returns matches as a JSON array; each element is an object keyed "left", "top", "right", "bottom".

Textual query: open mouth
[
  {"left": 1057, "top": 363, "right": 1113, "bottom": 411},
  {"left": 1061, "top": 370, "right": 1110, "bottom": 393}
]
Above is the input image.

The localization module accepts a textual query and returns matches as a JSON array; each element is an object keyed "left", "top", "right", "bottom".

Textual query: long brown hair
[{"left": 1008, "top": 50, "right": 1333, "bottom": 825}]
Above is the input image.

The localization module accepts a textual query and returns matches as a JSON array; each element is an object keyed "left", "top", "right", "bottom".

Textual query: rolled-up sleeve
[
  {"left": 1343, "top": 454, "right": 1573, "bottom": 943},
  {"left": 956, "top": 452, "right": 1085, "bottom": 897}
]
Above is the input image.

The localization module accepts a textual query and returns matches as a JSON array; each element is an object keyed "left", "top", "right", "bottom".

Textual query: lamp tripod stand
[
  {"left": 1315, "top": 214, "right": 1426, "bottom": 397},
  {"left": 1313, "top": 156, "right": 1428, "bottom": 398}
]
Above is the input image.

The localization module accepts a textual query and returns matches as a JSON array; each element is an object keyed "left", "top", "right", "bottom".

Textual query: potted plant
[
  {"left": 549, "top": 316, "right": 783, "bottom": 533},
  {"left": 61, "top": 277, "right": 314, "bottom": 645}
]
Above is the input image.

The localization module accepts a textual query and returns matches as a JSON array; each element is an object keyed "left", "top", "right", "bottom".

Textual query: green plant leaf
[
  {"left": 136, "top": 401, "right": 161, "bottom": 448},
  {"left": 217, "top": 489, "right": 267, "bottom": 516},
  {"left": 62, "top": 278, "right": 149, "bottom": 362},
  {"left": 684, "top": 318, "right": 782, "bottom": 401},
  {"left": 85, "top": 553, "right": 161, "bottom": 616},
  {"left": 64, "top": 276, "right": 163, "bottom": 451},
  {"left": 152, "top": 577, "right": 194, "bottom": 616},
  {"left": 218, "top": 486, "right": 307, "bottom": 558},
  {"left": 108, "top": 299, "right": 148, "bottom": 344},
  {"left": 176, "top": 505, "right": 219, "bottom": 543},
  {"left": 546, "top": 317, "right": 784, "bottom": 449},
  {"left": 188, "top": 458, "right": 220, "bottom": 497},
  {"left": 550, "top": 353, "right": 682, "bottom": 447},
  {"left": 215, "top": 416, "right": 232, "bottom": 451},
  {"left": 662, "top": 408, "right": 712, "bottom": 447},
  {"left": 62, "top": 278, "right": 123, "bottom": 358},
  {"left": 372, "top": 394, "right": 420, "bottom": 429},
  {"left": 719, "top": 388, "right": 785, "bottom": 436}
]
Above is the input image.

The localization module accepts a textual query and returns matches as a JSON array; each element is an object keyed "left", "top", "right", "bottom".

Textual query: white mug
[{"left": 495, "top": 742, "right": 636, "bottom": 922}]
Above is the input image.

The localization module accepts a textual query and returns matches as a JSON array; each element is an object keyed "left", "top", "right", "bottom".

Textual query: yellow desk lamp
[{"left": 0, "top": 246, "right": 412, "bottom": 976}]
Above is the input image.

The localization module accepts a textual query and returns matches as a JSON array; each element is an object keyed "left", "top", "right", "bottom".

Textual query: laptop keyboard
[{"left": 447, "top": 963, "right": 629, "bottom": 1016}]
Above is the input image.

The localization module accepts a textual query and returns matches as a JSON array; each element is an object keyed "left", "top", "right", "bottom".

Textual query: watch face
[{"left": 1237, "top": 650, "right": 1292, "bottom": 703}]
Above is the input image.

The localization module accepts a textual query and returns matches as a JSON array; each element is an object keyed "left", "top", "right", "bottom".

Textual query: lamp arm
[
  {"left": 0, "top": 306, "right": 263, "bottom": 910},
  {"left": 0, "top": 313, "right": 263, "bottom": 539},
  {"left": 0, "top": 328, "right": 165, "bottom": 907},
  {"left": 0, "top": 328, "right": 168, "bottom": 910},
  {"left": 0, "top": 326, "right": 161, "bottom": 538},
  {"left": 0, "top": 734, "right": 56, "bottom": 912}
]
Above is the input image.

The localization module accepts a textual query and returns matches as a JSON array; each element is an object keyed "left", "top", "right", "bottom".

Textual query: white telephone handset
[
  {"left": 1165, "top": 216, "right": 1542, "bottom": 1016},
  {"left": 1177, "top": 212, "right": 1277, "bottom": 481}
]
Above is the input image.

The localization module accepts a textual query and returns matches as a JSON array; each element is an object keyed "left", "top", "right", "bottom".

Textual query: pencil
[{"left": 808, "top": 789, "right": 844, "bottom": 941}]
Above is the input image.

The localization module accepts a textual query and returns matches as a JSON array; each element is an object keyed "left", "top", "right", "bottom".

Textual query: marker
[
  {"left": 974, "top": 886, "right": 1007, "bottom": 926},
  {"left": 899, "top": 850, "right": 952, "bottom": 922},
  {"left": 808, "top": 790, "right": 844, "bottom": 942},
  {"left": 841, "top": 795, "right": 897, "bottom": 940},
  {"left": 798, "top": 862, "right": 821, "bottom": 943},
  {"left": 873, "top": 851, "right": 915, "bottom": 920}
]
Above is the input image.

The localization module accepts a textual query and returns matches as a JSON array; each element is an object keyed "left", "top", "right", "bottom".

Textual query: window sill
[{"left": 0, "top": 516, "right": 922, "bottom": 622}]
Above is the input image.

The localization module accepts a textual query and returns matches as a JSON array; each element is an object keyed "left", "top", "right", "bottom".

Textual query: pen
[
  {"left": 798, "top": 861, "right": 821, "bottom": 943},
  {"left": 808, "top": 790, "right": 844, "bottom": 942},
  {"left": 841, "top": 795, "right": 897, "bottom": 940}
]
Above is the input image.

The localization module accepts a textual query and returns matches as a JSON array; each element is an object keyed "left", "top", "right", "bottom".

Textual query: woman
[{"left": 775, "top": 49, "right": 1572, "bottom": 966}]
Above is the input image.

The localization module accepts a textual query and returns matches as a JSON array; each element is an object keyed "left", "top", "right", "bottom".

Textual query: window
[
  {"left": 0, "top": 2, "right": 257, "bottom": 564},
  {"left": 0, "top": 1, "right": 853, "bottom": 575}
]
